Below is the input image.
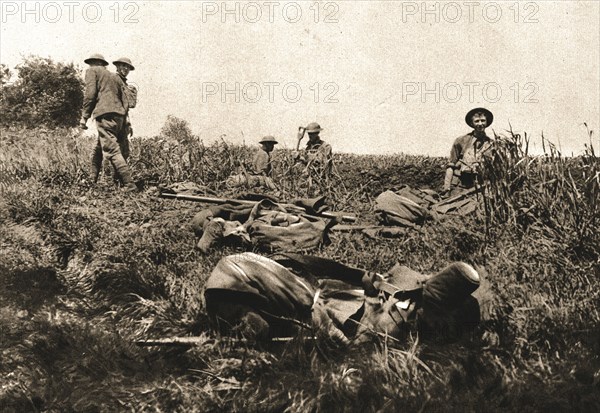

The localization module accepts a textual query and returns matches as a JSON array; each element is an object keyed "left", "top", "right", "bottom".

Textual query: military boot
[
  {"left": 90, "top": 146, "right": 103, "bottom": 183},
  {"left": 111, "top": 154, "right": 138, "bottom": 192}
]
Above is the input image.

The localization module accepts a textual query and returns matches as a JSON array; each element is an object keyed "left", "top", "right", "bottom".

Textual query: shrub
[
  {"left": 160, "top": 115, "right": 194, "bottom": 144},
  {"left": 0, "top": 56, "right": 83, "bottom": 128}
]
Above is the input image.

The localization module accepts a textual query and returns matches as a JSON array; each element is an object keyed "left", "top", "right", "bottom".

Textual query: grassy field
[{"left": 0, "top": 125, "right": 598, "bottom": 412}]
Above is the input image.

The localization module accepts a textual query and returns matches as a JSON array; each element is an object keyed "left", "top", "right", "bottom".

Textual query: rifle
[
  {"left": 135, "top": 336, "right": 309, "bottom": 347},
  {"left": 159, "top": 192, "right": 358, "bottom": 223}
]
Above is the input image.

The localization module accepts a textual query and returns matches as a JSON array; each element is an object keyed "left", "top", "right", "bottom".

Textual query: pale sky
[{"left": 1, "top": 0, "right": 599, "bottom": 155}]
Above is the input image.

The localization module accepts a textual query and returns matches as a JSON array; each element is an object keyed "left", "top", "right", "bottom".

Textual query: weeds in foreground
[{"left": 1, "top": 126, "right": 599, "bottom": 412}]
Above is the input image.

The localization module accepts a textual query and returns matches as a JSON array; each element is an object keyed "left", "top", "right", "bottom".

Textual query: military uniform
[
  {"left": 295, "top": 122, "right": 333, "bottom": 176},
  {"left": 205, "top": 253, "right": 485, "bottom": 343},
  {"left": 81, "top": 54, "right": 135, "bottom": 190},
  {"left": 113, "top": 57, "right": 137, "bottom": 161},
  {"left": 444, "top": 108, "right": 494, "bottom": 192},
  {"left": 252, "top": 149, "right": 272, "bottom": 176},
  {"left": 447, "top": 132, "right": 492, "bottom": 189}
]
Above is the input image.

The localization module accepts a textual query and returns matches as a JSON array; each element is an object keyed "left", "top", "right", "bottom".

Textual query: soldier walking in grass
[
  {"left": 443, "top": 108, "right": 494, "bottom": 194},
  {"left": 294, "top": 122, "right": 333, "bottom": 176},
  {"left": 112, "top": 57, "right": 137, "bottom": 162},
  {"left": 79, "top": 53, "right": 137, "bottom": 192},
  {"left": 252, "top": 135, "right": 278, "bottom": 177}
]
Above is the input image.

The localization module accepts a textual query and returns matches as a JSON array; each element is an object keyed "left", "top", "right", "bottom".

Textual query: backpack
[
  {"left": 375, "top": 190, "right": 432, "bottom": 227},
  {"left": 123, "top": 84, "right": 138, "bottom": 109}
]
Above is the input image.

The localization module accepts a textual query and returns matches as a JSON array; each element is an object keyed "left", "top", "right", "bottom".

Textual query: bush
[
  {"left": 0, "top": 64, "right": 11, "bottom": 86},
  {"left": 0, "top": 56, "right": 83, "bottom": 128},
  {"left": 160, "top": 115, "right": 194, "bottom": 144}
]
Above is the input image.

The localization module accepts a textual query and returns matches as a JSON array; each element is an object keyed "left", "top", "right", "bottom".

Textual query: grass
[{"left": 0, "top": 124, "right": 599, "bottom": 412}]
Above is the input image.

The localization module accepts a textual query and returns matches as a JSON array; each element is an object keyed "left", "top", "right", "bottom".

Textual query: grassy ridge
[{"left": 0, "top": 126, "right": 598, "bottom": 412}]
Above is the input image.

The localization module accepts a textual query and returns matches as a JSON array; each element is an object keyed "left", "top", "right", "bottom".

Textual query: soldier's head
[
  {"left": 113, "top": 57, "right": 135, "bottom": 77},
  {"left": 259, "top": 136, "right": 278, "bottom": 153},
  {"left": 84, "top": 53, "right": 108, "bottom": 67},
  {"left": 465, "top": 108, "right": 493, "bottom": 135},
  {"left": 306, "top": 122, "right": 323, "bottom": 142}
]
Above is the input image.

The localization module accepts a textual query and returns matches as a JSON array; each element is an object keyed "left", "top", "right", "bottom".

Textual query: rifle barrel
[
  {"left": 135, "top": 336, "right": 312, "bottom": 346},
  {"left": 159, "top": 193, "right": 357, "bottom": 222}
]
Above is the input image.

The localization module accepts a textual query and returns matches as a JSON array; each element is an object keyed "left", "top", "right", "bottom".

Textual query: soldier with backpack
[
  {"left": 79, "top": 53, "right": 137, "bottom": 192},
  {"left": 112, "top": 57, "right": 137, "bottom": 162}
]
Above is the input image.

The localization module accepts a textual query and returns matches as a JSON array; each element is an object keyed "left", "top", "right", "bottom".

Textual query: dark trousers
[{"left": 90, "top": 113, "right": 133, "bottom": 185}]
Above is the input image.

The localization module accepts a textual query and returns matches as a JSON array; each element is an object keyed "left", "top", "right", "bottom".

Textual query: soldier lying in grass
[
  {"left": 204, "top": 252, "right": 491, "bottom": 345},
  {"left": 191, "top": 198, "right": 335, "bottom": 254}
]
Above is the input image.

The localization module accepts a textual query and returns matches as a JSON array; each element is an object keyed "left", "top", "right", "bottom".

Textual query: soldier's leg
[
  {"left": 113, "top": 123, "right": 131, "bottom": 186},
  {"left": 118, "top": 121, "right": 131, "bottom": 161},
  {"left": 96, "top": 114, "right": 136, "bottom": 191},
  {"left": 90, "top": 138, "right": 103, "bottom": 183}
]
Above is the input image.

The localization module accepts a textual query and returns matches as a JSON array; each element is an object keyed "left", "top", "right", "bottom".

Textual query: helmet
[
  {"left": 259, "top": 136, "right": 278, "bottom": 144},
  {"left": 113, "top": 57, "right": 135, "bottom": 71},
  {"left": 306, "top": 122, "right": 323, "bottom": 133},
  {"left": 84, "top": 53, "right": 108, "bottom": 66},
  {"left": 465, "top": 108, "right": 493, "bottom": 128}
]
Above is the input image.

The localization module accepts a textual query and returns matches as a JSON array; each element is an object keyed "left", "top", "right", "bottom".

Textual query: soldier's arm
[
  {"left": 444, "top": 139, "right": 463, "bottom": 191},
  {"left": 80, "top": 69, "right": 98, "bottom": 126},
  {"left": 126, "top": 115, "right": 133, "bottom": 137},
  {"left": 296, "top": 126, "right": 306, "bottom": 151},
  {"left": 448, "top": 139, "right": 463, "bottom": 166},
  {"left": 443, "top": 167, "right": 454, "bottom": 191}
]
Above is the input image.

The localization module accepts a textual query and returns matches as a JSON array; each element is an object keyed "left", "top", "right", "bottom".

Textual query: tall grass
[
  {"left": 481, "top": 127, "right": 599, "bottom": 260},
  {"left": 1, "top": 125, "right": 599, "bottom": 412}
]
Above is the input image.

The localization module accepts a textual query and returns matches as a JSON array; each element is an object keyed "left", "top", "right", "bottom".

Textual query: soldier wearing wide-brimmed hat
[
  {"left": 113, "top": 57, "right": 135, "bottom": 71},
  {"left": 84, "top": 53, "right": 109, "bottom": 66},
  {"left": 443, "top": 108, "right": 494, "bottom": 193},
  {"left": 253, "top": 136, "right": 278, "bottom": 177},
  {"left": 295, "top": 122, "right": 333, "bottom": 176},
  {"left": 111, "top": 57, "right": 137, "bottom": 160},
  {"left": 80, "top": 53, "right": 137, "bottom": 192}
]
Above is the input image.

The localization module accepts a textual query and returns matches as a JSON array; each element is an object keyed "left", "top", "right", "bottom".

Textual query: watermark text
[
  {"left": 1, "top": 1, "right": 140, "bottom": 24},
  {"left": 401, "top": 81, "right": 539, "bottom": 104},
  {"left": 400, "top": 1, "right": 539, "bottom": 24},
  {"left": 200, "top": 1, "right": 339, "bottom": 23},
  {"left": 202, "top": 81, "right": 340, "bottom": 104}
]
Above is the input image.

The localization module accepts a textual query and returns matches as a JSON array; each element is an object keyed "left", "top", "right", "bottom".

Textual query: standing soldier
[
  {"left": 79, "top": 53, "right": 137, "bottom": 192},
  {"left": 112, "top": 57, "right": 137, "bottom": 163},
  {"left": 252, "top": 135, "right": 278, "bottom": 177},
  {"left": 294, "top": 122, "right": 333, "bottom": 176},
  {"left": 443, "top": 108, "right": 494, "bottom": 194}
]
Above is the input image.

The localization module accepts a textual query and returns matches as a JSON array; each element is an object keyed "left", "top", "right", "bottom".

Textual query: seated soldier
[
  {"left": 225, "top": 136, "right": 279, "bottom": 191},
  {"left": 294, "top": 122, "right": 333, "bottom": 176},
  {"left": 252, "top": 136, "right": 278, "bottom": 177},
  {"left": 444, "top": 108, "right": 494, "bottom": 195}
]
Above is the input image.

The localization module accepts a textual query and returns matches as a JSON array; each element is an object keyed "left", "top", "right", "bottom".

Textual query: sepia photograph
[{"left": 1, "top": 1, "right": 599, "bottom": 411}]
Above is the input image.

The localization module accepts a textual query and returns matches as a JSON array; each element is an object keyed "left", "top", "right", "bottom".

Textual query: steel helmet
[
  {"left": 306, "top": 122, "right": 323, "bottom": 133},
  {"left": 113, "top": 57, "right": 135, "bottom": 71},
  {"left": 84, "top": 53, "right": 108, "bottom": 66},
  {"left": 259, "top": 136, "right": 278, "bottom": 144}
]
